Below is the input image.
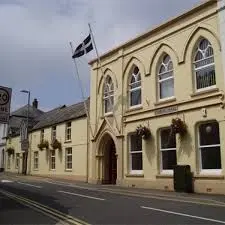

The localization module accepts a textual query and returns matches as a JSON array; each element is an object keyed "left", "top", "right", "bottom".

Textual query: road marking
[
  {"left": 1, "top": 179, "right": 14, "bottom": 183},
  {"left": 0, "top": 189, "right": 89, "bottom": 225},
  {"left": 141, "top": 206, "right": 225, "bottom": 224},
  {"left": 58, "top": 190, "right": 105, "bottom": 201},
  {"left": 44, "top": 180, "right": 97, "bottom": 191},
  {"left": 17, "top": 181, "right": 42, "bottom": 189}
]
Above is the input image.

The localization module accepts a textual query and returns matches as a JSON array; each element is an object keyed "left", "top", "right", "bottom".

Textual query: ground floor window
[
  {"left": 50, "top": 150, "right": 56, "bottom": 170},
  {"left": 7, "top": 154, "right": 11, "bottom": 169},
  {"left": 15, "top": 153, "right": 20, "bottom": 169},
  {"left": 198, "top": 121, "right": 221, "bottom": 173},
  {"left": 160, "top": 128, "right": 177, "bottom": 173},
  {"left": 65, "top": 147, "right": 72, "bottom": 170},
  {"left": 34, "top": 152, "right": 39, "bottom": 170},
  {"left": 129, "top": 133, "right": 143, "bottom": 174}
]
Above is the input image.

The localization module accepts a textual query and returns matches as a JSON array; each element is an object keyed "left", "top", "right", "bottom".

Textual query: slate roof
[
  {"left": 32, "top": 99, "right": 89, "bottom": 131},
  {"left": 12, "top": 105, "right": 43, "bottom": 118}
]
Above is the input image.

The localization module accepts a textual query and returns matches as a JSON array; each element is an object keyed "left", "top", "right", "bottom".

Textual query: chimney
[{"left": 32, "top": 98, "right": 38, "bottom": 109}]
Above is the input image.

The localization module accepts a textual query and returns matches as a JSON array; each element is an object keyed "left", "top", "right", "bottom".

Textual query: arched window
[
  {"left": 103, "top": 76, "right": 114, "bottom": 114},
  {"left": 193, "top": 38, "right": 215, "bottom": 90},
  {"left": 129, "top": 66, "right": 141, "bottom": 107},
  {"left": 158, "top": 54, "right": 174, "bottom": 99}
]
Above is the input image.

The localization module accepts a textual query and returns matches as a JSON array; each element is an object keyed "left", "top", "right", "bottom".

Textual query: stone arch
[
  {"left": 182, "top": 25, "right": 221, "bottom": 63},
  {"left": 97, "top": 68, "right": 118, "bottom": 94},
  {"left": 149, "top": 43, "right": 179, "bottom": 76}
]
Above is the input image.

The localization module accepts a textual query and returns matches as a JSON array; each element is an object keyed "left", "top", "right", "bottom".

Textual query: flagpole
[
  {"left": 88, "top": 23, "right": 120, "bottom": 132},
  {"left": 69, "top": 42, "right": 94, "bottom": 138}
]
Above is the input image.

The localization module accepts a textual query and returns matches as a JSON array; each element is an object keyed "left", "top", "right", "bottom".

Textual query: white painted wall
[
  {"left": 218, "top": 0, "right": 225, "bottom": 78},
  {"left": 0, "top": 123, "right": 7, "bottom": 170}
]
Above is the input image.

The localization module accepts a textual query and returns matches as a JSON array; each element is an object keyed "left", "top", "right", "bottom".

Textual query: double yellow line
[{"left": 0, "top": 189, "right": 89, "bottom": 225}]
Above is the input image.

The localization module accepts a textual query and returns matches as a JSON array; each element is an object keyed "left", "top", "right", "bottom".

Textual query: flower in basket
[
  {"left": 7, "top": 147, "right": 14, "bottom": 155},
  {"left": 51, "top": 139, "right": 62, "bottom": 150},
  {"left": 38, "top": 140, "right": 49, "bottom": 150},
  {"left": 171, "top": 118, "right": 187, "bottom": 135},
  {"left": 136, "top": 125, "right": 151, "bottom": 140}
]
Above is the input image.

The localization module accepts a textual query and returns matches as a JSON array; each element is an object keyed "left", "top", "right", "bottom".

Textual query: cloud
[{"left": 0, "top": 0, "right": 203, "bottom": 111}]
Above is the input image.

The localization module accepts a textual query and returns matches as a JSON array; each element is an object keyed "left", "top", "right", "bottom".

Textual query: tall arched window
[
  {"left": 193, "top": 38, "right": 215, "bottom": 90},
  {"left": 129, "top": 66, "right": 141, "bottom": 107},
  {"left": 103, "top": 76, "right": 114, "bottom": 114},
  {"left": 158, "top": 54, "right": 174, "bottom": 99}
]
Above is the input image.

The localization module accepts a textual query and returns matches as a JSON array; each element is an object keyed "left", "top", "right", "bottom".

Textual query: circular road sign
[{"left": 0, "top": 88, "right": 10, "bottom": 105}]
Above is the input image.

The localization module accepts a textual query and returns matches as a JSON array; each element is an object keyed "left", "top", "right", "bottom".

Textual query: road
[{"left": 1, "top": 173, "right": 225, "bottom": 224}]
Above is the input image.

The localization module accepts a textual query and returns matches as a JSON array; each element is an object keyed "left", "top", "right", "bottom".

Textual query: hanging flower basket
[
  {"left": 136, "top": 125, "right": 151, "bottom": 140},
  {"left": 38, "top": 140, "right": 49, "bottom": 151},
  {"left": 170, "top": 118, "right": 187, "bottom": 136},
  {"left": 7, "top": 147, "right": 14, "bottom": 155},
  {"left": 51, "top": 139, "right": 62, "bottom": 150}
]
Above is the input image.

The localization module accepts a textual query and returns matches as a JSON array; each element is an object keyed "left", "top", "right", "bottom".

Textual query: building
[
  {"left": 88, "top": 0, "right": 225, "bottom": 194},
  {"left": 218, "top": 0, "right": 225, "bottom": 76},
  {"left": 5, "top": 100, "right": 89, "bottom": 182},
  {"left": 0, "top": 124, "right": 7, "bottom": 172},
  {"left": 5, "top": 99, "right": 44, "bottom": 174}
]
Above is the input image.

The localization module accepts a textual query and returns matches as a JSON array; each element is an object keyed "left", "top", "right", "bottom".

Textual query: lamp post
[{"left": 20, "top": 90, "right": 30, "bottom": 175}]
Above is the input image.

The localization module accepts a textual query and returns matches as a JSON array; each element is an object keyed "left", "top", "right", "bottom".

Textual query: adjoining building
[
  {"left": 88, "top": 0, "right": 225, "bottom": 194},
  {"left": 5, "top": 99, "right": 89, "bottom": 182}
]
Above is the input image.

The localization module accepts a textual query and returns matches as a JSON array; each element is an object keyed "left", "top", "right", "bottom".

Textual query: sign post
[{"left": 0, "top": 86, "right": 12, "bottom": 124}]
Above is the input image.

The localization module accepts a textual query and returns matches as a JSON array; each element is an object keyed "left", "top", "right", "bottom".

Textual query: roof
[
  {"left": 32, "top": 99, "right": 89, "bottom": 131},
  {"left": 88, "top": 0, "right": 215, "bottom": 65},
  {"left": 11, "top": 104, "right": 43, "bottom": 118}
]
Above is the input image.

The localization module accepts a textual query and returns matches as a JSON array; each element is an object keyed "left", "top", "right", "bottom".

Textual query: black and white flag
[{"left": 72, "top": 33, "right": 93, "bottom": 58}]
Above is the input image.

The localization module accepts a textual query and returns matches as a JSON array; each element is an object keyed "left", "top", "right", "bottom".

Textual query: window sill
[
  {"left": 156, "top": 174, "right": 173, "bottom": 179},
  {"left": 65, "top": 169, "right": 72, "bottom": 172},
  {"left": 126, "top": 105, "right": 143, "bottom": 113},
  {"left": 194, "top": 174, "right": 224, "bottom": 180},
  {"left": 33, "top": 169, "right": 39, "bottom": 171},
  {"left": 64, "top": 140, "right": 72, "bottom": 144},
  {"left": 125, "top": 174, "right": 144, "bottom": 178},
  {"left": 190, "top": 87, "right": 219, "bottom": 97},
  {"left": 154, "top": 97, "right": 176, "bottom": 106}
]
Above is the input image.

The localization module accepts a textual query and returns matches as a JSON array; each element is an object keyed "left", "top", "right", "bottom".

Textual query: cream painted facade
[
  {"left": 5, "top": 117, "right": 89, "bottom": 182},
  {"left": 88, "top": 1, "right": 225, "bottom": 194}
]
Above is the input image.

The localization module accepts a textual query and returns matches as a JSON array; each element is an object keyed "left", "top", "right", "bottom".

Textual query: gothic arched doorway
[{"left": 99, "top": 133, "right": 117, "bottom": 185}]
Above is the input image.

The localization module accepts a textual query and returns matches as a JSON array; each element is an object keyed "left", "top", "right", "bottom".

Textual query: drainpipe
[{"left": 86, "top": 114, "right": 89, "bottom": 183}]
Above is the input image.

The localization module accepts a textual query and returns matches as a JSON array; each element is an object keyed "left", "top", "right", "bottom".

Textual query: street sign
[
  {"left": 0, "top": 86, "right": 12, "bottom": 124},
  {"left": 21, "top": 139, "right": 29, "bottom": 151}
]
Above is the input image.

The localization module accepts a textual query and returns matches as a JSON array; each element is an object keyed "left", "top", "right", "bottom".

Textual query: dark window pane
[
  {"left": 161, "top": 129, "right": 176, "bottom": 149},
  {"left": 201, "top": 146, "right": 221, "bottom": 169},
  {"left": 196, "top": 66, "right": 216, "bottom": 89},
  {"left": 199, "top": 122, "right": 220, "bottom": 146},
  {"left": 162, "top": 150, "right": 177, "bottom": 170},
  {"left": 131, "top": 153, "right": 142, "bottom": 170},
  {"left": 130, "top": 89, "right": 141, "bottom": 106},
  {"left": 131, "top": 135, "right": 142, "bottom": 152}
]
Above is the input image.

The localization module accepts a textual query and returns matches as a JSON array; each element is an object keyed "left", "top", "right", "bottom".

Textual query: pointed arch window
[
  {"left": 129, "top": 66, "right": 142, "bottom": 107},
  {"left": 193, "top": 38, "right": 216, "bottom": 90},
  {"left": 158, "top": 54, "right": 174, "bottom": 99},
  {"left": 103, "top": 76, "right": 114, "bottom": 114}
]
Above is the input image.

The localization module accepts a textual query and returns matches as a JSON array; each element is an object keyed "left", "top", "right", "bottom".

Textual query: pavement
[{"left": 1, "top": 173, "right": 225, "bottom": 224}]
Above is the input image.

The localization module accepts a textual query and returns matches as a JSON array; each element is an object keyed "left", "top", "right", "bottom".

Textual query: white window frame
[
  {"left": 160, "top": 128, "right": 177, "bottom": 175},
  {"left": 129, "top": 67, "right": 142, "bottom": 108},
  {"left": 34, "top": 151, "right": 39, "bottom": 170},
  {"left": 65, "top": 122, "right": 71, "bottom": 141},
  {"left": 129, "top": 134, "right": 143, "bottom": 175},
  {"left": 103, "top": 76, "right": 114, "bottom": 115},
  {"left": 65, "top": 147, "right": 72, "bottom": 170},
  {"left": 158, "top": 55, "right": 174, "bottom": 100},
  {"left": 193, "top": 39, "right": 216, "bottom": 92},
  {"left": 15, "top": 153, "right": 20, "bottom": 169},
  {"left": 198, "top": 122, "right": 221, "bottom": 175},
  {"left": 50, "top": 150, "right": 56, "bottom": 170},
  {"left": 52, "top": 126, "right": 56, "bottom": 142}
]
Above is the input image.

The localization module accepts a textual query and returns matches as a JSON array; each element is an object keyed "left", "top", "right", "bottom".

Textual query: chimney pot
[{"left": 33, "top": 98, "right": 38, "bottom": 108}]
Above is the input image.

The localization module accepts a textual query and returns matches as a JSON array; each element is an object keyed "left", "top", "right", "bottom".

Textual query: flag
[{"left": 72, "top": 33, "right": 93, "bottom": 58}]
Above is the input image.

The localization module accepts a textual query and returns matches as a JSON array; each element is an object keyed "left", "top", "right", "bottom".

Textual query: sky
[{"left": 0, "top": 0, "right": 204, "bottom": 112}]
